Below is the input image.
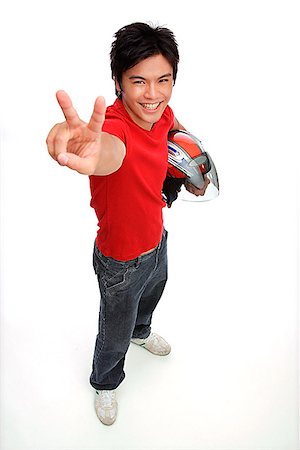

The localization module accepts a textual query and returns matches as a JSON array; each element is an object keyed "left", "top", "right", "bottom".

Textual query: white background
[{"left": 0, "top": 0, "right": 299, "bottom": 449}]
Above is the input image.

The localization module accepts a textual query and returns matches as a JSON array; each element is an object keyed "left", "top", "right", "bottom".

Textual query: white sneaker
[
  {"left": 95, "top": 390, "right": 118, "bottom": 425},
  {"left": 131, "top": 332, "right": 171, "bottom": 356}
]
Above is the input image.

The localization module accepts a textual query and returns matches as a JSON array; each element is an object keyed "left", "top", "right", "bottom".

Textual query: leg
[
  {"left": 90, "top": 246, "right": 138, "bottom": 390},
  {"left": 90, "top": 242, "right": 161, "bottom": 390},
  {"left": 132, "top": 229, "right": 168, "bottom": 339}
]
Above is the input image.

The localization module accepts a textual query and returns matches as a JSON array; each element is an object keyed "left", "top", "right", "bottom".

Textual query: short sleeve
[{"left": 102, "top": 113, "right": 127, "bottom": 145}]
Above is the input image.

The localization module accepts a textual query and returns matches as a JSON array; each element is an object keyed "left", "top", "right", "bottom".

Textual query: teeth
[{"left": 142, "top": 103, "right": 160, "bottom": 110}]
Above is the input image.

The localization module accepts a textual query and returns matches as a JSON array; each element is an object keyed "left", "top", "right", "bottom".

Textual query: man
[{"left": 47, "top": 22, "right": 206, "bottom": 426}]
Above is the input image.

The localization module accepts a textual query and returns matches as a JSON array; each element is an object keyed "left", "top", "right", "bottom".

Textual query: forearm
[{"left": 94, "top": 132, "right": 126, "bottom": 176}]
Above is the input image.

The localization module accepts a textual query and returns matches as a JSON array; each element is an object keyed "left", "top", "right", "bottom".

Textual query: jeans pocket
[{"left": 104, "top": 262, "right": 134, "bottom": 294}]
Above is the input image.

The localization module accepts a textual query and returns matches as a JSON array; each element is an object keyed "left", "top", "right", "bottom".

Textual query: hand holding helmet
[{"left": 185, "top": 176, "right": 210, "bottom": 196}]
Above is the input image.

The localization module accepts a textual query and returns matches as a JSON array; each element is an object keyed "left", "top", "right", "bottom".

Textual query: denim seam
[{"left": 94, "top": 298, "right": 106, "bottom": 361}]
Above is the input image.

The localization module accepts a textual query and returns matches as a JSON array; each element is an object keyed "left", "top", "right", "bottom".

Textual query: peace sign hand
[{"left": 46, "top": 91, "right": 106, "bottom": 175}]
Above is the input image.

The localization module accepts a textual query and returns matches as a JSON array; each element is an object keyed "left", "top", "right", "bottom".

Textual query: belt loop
[
  {"left": 155, "top": 241, "right": 160, "bottom": 256},
  {"left": 156, "top": 229, "right": 164, "bottom": 254},
  {"left": 135, "top": 255, "right": 141, "bottom": 268},
  {"left": 154, "top": 233, "right": 162, "bottom": 266}
]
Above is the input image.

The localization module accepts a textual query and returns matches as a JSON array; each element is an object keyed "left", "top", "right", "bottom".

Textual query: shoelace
[
  {"left": 148, "top": 334, "right": 165, "bottom": 350},
  {"left": 97, "top": 390, "right": 115, "bottom": 407},
  {"left": 147, "top": 334, "right": 157, "bottom": 344}
]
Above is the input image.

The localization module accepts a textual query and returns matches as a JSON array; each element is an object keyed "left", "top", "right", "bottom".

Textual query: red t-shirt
[{"left": 89, "top": 99, "right": 175, "bottom": 261}]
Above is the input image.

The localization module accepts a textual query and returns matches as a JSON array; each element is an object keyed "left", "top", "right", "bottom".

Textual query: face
[{"left": 116, "top": 54, "right": 174, "bottom": 131}]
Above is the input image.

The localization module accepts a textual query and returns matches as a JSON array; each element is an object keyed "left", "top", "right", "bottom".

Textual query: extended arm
[{"left": 46, "top": 91, "right": 126, "bottom": 176}]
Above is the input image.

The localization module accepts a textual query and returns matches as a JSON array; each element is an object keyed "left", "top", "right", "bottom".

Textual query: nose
[{"left": 144, "top": 82, "right": 158, "bottom": 99}]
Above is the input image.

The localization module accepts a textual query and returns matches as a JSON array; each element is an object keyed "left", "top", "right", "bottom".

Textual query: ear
[{"left": 114, "top": 78, "right": 121, "bottom": 92}]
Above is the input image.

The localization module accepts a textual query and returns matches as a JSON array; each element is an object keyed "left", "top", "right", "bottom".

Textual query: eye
[
  {"left": 159, "top": 78, "right": 171, "bottom": 83},
  {"left": 133, "top": 80, "right": 145, "bottom": 85}
]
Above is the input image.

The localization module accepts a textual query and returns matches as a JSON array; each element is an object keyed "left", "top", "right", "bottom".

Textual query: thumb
[{"left": 57, "top": 152, "right": 95, "bottom": 175}]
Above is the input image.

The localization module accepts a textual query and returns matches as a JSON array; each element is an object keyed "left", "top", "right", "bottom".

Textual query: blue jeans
[{"left": 90, "top": 229, "right": 168, "bottom": 390}]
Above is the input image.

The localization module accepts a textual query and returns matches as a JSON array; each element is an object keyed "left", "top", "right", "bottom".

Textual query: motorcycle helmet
[{"left": 166, "top": 130, "right": 219, "bottom": 203}]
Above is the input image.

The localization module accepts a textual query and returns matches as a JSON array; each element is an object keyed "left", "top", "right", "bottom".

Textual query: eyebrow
[{"left": 128, "top": 73, "right": 172, "bottom": 80}]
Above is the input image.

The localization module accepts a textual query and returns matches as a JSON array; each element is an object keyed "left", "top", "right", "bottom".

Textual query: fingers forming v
[
  {"left": 88, "top": 96, "right": 106, "bottom": 133},
  {"left": 56, "top": 90, "right": 82, "bottom": 128}
]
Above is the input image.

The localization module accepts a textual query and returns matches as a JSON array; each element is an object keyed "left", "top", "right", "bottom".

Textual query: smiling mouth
[{"left": 140, "top": 102, "right": 162, "bottom": 110}]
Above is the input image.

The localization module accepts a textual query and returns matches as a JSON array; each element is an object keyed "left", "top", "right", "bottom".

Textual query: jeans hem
[{"left": 90, "top": 374, "right": 125, "bottom": 391}]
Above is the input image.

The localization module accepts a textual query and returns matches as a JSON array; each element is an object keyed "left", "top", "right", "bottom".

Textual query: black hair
[{"left": 110, "top": 22, "right": 179, "bottom": 96}]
